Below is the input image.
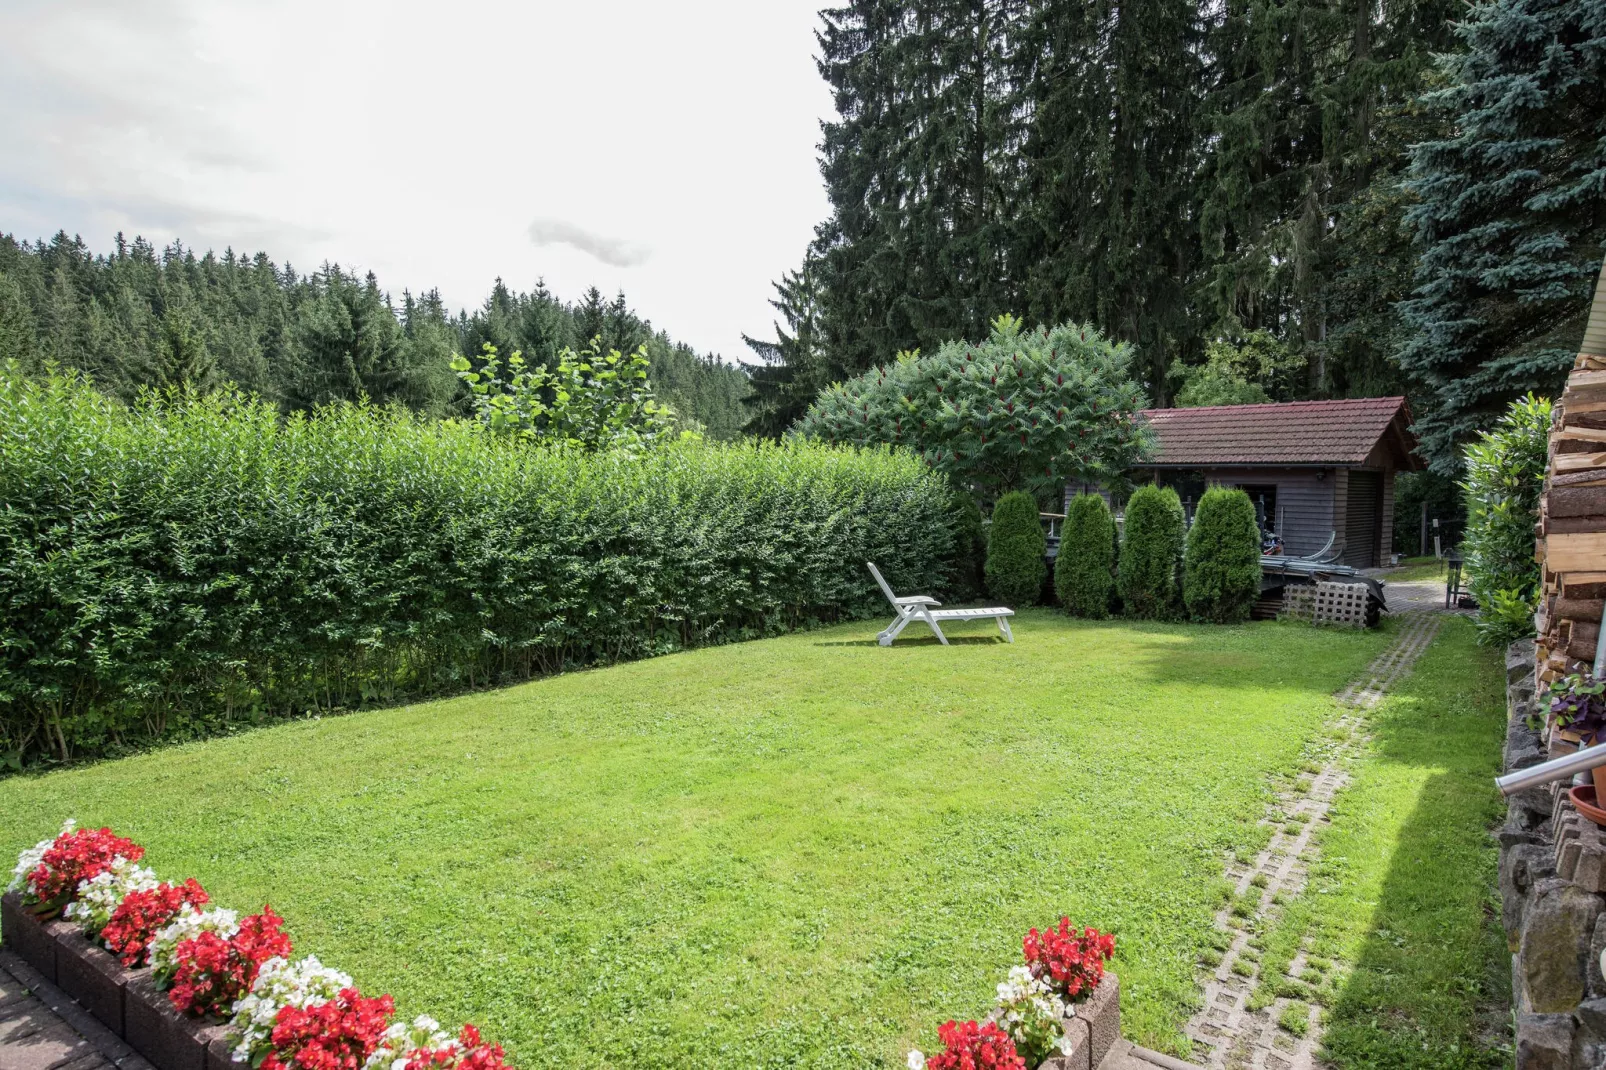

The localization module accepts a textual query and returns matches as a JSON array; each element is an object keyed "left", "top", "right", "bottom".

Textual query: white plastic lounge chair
[{"left": 866, "top": 562, "right": 1014, "bottom": 646}]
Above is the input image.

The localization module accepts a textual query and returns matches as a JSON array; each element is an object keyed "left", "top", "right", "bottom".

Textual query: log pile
[{"left": 1536, "top": 265, "right": 1606, "bottom": 685}]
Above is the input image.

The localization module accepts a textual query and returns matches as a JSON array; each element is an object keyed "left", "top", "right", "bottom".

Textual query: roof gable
[{"left": 1135, "top": 397, "right": 1421, "bottom": 468}]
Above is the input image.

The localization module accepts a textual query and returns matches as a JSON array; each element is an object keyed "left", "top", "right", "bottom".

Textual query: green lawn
[{"left": 0, "top": 612, "right": 1420, "bottom": 1068}]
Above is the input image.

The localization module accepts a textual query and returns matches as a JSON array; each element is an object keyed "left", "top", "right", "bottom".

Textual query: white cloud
[
  {"left": 528, "top": 218, "right": 650, "bottom": 269},
  {"left": 0, "top": 0, "right": 833, "bottom": 362}
]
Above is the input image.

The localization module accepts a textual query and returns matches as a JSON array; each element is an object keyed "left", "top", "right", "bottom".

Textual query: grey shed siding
[{"left": 1147, "top": 466, "right": 1336, "bottom": 558}]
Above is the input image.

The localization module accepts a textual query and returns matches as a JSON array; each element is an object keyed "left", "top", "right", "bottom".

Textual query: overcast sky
[{"left": 0, "top": 0, "right": 834, "bottom": 363}]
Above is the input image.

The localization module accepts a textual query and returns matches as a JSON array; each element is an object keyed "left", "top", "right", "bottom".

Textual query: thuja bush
[
  {"left": 1118, "top": 485, "right": 1185, "bottom": 620},
  {"left": 1054, "top": 494, "right": 1115, "bottom": 618},
  {"left": 1183, "top": 487, "right": 1263, "bottom": 624},
  {"left": 950, "top": 490, "right": 989, "bottom": 601},
  {"left": 0, "top": 368, "right": 958, "bottom": 767},
  {"left": 985, "top": 491, "right": 1047, "bottom": 606}
]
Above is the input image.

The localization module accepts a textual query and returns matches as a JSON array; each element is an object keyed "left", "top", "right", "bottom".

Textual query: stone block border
[
  {"left": 1023, "top": 973, "right": 1120, "bottom": 1070},
  {"left": 2, "top": 890, "right": 231, "bottom": 1070}
]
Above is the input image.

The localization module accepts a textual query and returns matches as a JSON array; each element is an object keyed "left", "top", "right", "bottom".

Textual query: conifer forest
[{"left": 744, "top": 0, "right": 1606, "bottom": 476}]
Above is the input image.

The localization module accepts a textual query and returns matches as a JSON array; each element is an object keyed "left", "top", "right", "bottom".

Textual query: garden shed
[{"left": 1109, "top": 397, "right": 1424, "bottom": 568}]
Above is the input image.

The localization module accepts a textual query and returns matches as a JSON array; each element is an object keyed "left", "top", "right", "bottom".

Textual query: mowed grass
[
  {"left": 0, "top": 611, "right": 1391, "bottom": 1068},
  {"left": 1309, "top": 616, "right": 1509, "bottom": 1068}
]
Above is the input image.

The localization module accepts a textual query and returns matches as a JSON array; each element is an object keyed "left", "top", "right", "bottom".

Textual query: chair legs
[{"left": 879, "top": 610, "right": 1013, "bottom": 646}]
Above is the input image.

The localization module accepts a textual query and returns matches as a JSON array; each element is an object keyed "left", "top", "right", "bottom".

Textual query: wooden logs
[{"left": 1535, "top": 265, "right": 1606, "bottom": 684}]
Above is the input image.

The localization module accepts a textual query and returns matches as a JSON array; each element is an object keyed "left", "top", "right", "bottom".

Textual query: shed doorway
[{"left": 1344, "top": 471, "right": 1382, "bottom": 567}]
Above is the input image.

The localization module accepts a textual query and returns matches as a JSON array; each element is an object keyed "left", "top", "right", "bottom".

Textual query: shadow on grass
[{"left": 812, "top": 636, "right": 1005, "bottom": 647}]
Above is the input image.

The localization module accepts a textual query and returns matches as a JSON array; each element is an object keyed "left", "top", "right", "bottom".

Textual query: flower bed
[
  {"left": 2, "top": 820, "right": 515, "bottom": 1070},
  {"left": 906, "top": 922, "right": 1119, "bottom": 1070},
  {"left": 4, "top": 819, "right": 1124, "bottom": 1070}
]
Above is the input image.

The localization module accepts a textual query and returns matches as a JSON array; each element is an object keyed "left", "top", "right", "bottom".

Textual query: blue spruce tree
[{"left": 1397, "top": 0, "right": 1606, "bottom": 473}]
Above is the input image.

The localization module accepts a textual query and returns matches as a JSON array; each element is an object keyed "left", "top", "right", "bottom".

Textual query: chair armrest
[{"left": 894, "top": 595, "right": 941, "bottom": 607}]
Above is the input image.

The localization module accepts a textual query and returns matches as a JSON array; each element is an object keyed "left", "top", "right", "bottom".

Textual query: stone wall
[{"left": 1500, "top": 641, "right": 1606, "bottom": 1068}]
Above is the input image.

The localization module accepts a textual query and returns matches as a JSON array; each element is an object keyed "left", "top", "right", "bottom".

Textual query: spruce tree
[
  {"left": 1397, "top": 0, "right": 1606, "bottom": 473},
  {"left": 742, "top": 256, "right": 835, "bottom": 437},
  {"left": 0, "top": 273, "right": 37, "bottom": 367}
]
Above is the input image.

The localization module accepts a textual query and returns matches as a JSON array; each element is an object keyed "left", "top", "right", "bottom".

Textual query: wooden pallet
[{"left": 1281, "top": 581, "right": 1371, "bottom": 628}]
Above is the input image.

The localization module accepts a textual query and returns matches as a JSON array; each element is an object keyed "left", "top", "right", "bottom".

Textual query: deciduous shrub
[
  {"left": 0, "top": 367, "right": 958, "bottom": 767},
  {"left": 1462, "top": 393, "right": 1551, "bottom": 645},
  {"left": 1183, "top": 487, "right": 1263, "bottom": 623},
  {"left": 986, "top": 491, "right": 1047, "bottom": 606},
  {"left": 1055, "top": 494, "right": 1115, "bottom": 617},
  {"left": 797, "top": 315, "right": 1152, "bottom": 503},
  {"left": 1118, "top": 485, "right": 1185, "bottom": 619}
]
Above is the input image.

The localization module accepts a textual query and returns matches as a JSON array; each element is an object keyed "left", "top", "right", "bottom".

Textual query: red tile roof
[{"left": 1135, "top": 397, "right": 1417, "bottom": 467}]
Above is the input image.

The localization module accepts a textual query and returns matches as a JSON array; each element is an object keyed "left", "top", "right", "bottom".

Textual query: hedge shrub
[
  {"left": 1055, "top": 494, "right": 1115, "bottom": 617},
  {"left": 1118, "top": 485, "right": 1185, "bottom": 619},
  {"left": 1183, "top": 487, "right": 1263, "bottom": 623},
  {"left": 985, "top": 491, "right": 1047, "bottom": 606},
  {"left": 1462, "top": 393, "right": 1551, "bottom": 645},
  {"left": 0, "top": 368, "right": 958, "bottom": 767}
]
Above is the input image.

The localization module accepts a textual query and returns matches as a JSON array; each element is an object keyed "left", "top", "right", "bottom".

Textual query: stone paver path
[
  {"left": 0, "top": 950, "right": 149, "bottom": 1070},
  {"left": 1182, "top": 598, "right": 1445, "bottom": 1070}
]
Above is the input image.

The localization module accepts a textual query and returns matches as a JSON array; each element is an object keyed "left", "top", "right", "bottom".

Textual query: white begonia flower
[
  {"left": 361, "top": 1015, "right": 458, "bottom": 1070},
  {"left": 230, "top": 955, "right": 354, "bottom": 1064},
  {"left": 64, "top": 856, "right": 158, "bottom": 936},
  {"left": 149, "top": 905, "right": 239, "bottom": 983},
  {"left": 994, "top": 964, "right": 1067, "bottom": 1063},
  {"left": 7, "top": 819, "right": 75, "bottom": 894},
  {"left": 906, "top": 1051, "right": 926, "bottom": 1070}
]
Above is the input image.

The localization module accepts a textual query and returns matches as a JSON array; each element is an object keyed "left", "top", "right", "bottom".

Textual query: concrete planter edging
[
  {"left": 2, "top": 889, "right": 232, "bottom": 1070},
  {"left": 993, "top": 972, "right": 1121, "bottom": 1070}
]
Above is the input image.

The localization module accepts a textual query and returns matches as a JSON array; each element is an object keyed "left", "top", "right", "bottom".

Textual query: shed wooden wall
[
  {"left": 1150, "top": 466, "right": 1336, "bottom": 558},
  {"left": 1082, "top": 464, "right": 1394, "bottom": 563}
]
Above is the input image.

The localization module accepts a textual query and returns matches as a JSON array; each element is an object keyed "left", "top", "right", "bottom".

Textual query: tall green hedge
[
  {"left": 985, "top": 491, "right": 1047, "bottom": 606},
  {"left": 1055, "top": 493, "right": 1115, "bottom": 618},
  {"left": 1183, "top": 487, "right": 1263, "bottom": 623},
  {"left": 1118, "top": 485, "right": 1185, "bottom": 619},
  {"left": 0, "top": 368, "right": 958, "bottom": 767}
]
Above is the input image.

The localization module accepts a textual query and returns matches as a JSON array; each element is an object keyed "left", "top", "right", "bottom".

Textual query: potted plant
[{"left": 1548, "top": 672, "right": 1606, "bottom": 798}]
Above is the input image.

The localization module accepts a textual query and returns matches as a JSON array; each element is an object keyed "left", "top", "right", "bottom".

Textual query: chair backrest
[{"left": 865, "top": 562, "right": 900, "bottom": 608}]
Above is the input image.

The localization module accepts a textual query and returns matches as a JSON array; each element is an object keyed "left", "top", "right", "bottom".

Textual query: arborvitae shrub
[
  {"left": 1118, "top": 485, "right": 1185, "bottom": 619},
  {"left": 1055, "top": 493, "right": 1115, "bottom": 618},
  {"left": 1183, "top": 487, "right": 1263, "bottom": 623},
  {"left": 949, "top": 489, "right": 989, "bottom": 600},
  {"left": 985, "top": 491, "right": 1046, "bottom": 606}
]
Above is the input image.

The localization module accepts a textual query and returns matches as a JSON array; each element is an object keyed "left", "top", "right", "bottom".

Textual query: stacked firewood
[{"left": 1536, "top": 270, "right": 1606, "bottom": 685}]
